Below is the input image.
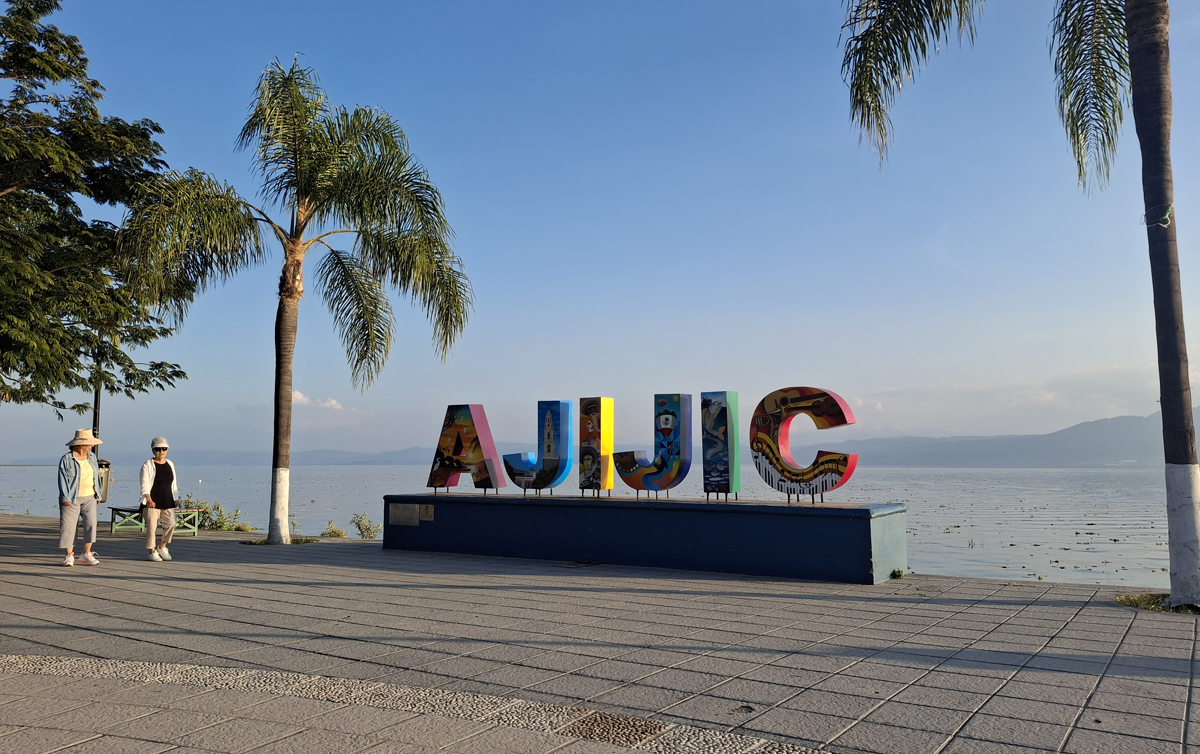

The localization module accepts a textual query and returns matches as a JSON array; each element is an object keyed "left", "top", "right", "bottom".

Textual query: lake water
[{"left": 0, "top": 463, "right": 1170, "bottom": 589}]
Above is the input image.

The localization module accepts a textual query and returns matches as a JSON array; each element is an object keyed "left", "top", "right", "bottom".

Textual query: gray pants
[{"left": 59, "top": 495, "right": 97, "bottom": 549}]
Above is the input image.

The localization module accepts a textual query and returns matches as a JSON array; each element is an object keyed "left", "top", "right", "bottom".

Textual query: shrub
[
  {"left": 350, "top": 512, "right": 382, "bottom": 540},
  {"left": 179, "top": 494, "right": 258, "bottom": 532},
  {"left": 321, "top": 521, "right": 347, "bottom": 538}
]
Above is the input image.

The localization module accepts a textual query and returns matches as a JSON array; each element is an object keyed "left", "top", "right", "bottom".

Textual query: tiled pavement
[{"left": 0, "top": 513, "right": 1196, "bottom": 753}]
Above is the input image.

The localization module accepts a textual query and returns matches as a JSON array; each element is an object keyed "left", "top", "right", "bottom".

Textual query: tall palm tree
[
  {"left": 123, "top": 61, "right": 472, "bottom": 544},
  {"left": 840, "top": 0, "right": 1198, "bottom": 605}
]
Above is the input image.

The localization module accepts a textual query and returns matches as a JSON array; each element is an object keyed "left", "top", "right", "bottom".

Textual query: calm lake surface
[{"left": 0, "top": 463, "right": 1169, "bottom": 589}]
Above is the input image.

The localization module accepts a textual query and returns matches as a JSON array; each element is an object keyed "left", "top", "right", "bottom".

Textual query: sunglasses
[{"left": 153, "top": 447, "right": 168, "bottom": 452}]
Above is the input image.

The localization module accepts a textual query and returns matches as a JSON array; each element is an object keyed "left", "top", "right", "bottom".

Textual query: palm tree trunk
[
  {"left": 268, "top": 256, "right": 303, "bottom": 545},
  {"left": 1126, "top": 0, "right": 1199, "bottom": 606}
]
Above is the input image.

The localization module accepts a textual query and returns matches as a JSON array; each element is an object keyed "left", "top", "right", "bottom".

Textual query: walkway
[{"left": 0, "top": 513, "right": 1194, "bottom": 753}]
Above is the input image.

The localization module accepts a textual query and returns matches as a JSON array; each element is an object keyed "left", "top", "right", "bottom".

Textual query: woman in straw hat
[
  {"left": 139, "top": 437, "right": 178, "bottom": 561},
  {"left": 57, "top": 429, "right": 102, "bottom": 567}
]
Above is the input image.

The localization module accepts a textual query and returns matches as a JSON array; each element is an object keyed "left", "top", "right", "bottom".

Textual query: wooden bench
[{"left": 109, "top": 508, "right": 201, "bottom": 537}]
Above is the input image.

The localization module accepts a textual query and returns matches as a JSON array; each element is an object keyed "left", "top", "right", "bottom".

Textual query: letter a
[{"left": 427, "top": 404, "right": 506, "bottom": 490}]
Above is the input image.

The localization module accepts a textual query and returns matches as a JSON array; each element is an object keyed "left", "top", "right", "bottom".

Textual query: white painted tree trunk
[
  {"left": 269, "top": 468, "right": 291, "bottom": 545},
  {"left": 1164, "top": 463, "right": 1200, "bottom": 606}
]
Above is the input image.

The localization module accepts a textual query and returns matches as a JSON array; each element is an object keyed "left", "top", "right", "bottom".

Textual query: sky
[{"left": 5, "top": 1, "right": 1200, "bottom": 461}]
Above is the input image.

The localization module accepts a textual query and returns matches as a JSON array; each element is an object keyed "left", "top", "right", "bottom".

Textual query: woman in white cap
[
  {"left": 139, "top": 437, "right": 178, "bottom": 561},
  {"left": 58, "top": 429, "right": 102, "bottom": 566}
]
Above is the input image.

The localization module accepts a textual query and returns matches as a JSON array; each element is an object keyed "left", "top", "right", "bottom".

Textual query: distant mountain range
[{"left": 7, "top": 410, "right": 1183, "bottom": 468}]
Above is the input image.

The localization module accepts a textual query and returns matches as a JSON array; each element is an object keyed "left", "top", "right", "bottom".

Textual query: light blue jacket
[{"left": 58, "top": 451, "right": 100, "bottom": 504}]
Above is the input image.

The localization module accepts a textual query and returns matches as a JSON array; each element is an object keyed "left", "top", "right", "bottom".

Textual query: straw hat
[{"left": 66, "top": 429, "right": 102, "bottom": 447}]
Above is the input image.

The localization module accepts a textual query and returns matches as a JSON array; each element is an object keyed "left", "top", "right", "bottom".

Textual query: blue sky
[{"left": 5, "top": 1, "right": 1200, "bottom": 460}]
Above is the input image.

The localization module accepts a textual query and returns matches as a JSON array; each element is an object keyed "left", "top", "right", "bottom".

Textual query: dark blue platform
[{"left": 382, "top": 494, "right": 907, "bottom": 584}]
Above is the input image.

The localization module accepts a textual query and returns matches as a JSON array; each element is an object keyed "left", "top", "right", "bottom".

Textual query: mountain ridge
[{"left": 7, "top": 410, "right": 1183, "bottom": 468}]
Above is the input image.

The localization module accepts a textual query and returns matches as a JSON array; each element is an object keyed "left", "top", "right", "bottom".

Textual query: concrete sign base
[{"left": 382, "top": 494, "right": 907, "bottom": 585}]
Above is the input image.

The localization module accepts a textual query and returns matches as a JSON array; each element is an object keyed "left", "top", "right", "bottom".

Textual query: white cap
[{"left": 151, "top": 437, "right": 169, "bottom": 449}]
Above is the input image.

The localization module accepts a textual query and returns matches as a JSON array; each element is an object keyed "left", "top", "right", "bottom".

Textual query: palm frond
[
  {"left": 841, "top": 0, "right": 984, "bottom": 159},
  {"left": 298, "top": 104, "right": 470, "bottom": 361},
  {"left": 118, "top": 169, "right": 264, "bottom": 321},
  {"left": 236, "top": 59, "right": 328, "bottom": 213},
  {"left": 354, "top": 230, "right": 472, "bottom": 362},
  {"left": 1051, "top": 0, "right": 1129, "bottom": 189},
  {"left": 313, "top": 246, "right": 395, "bottom": 389}
]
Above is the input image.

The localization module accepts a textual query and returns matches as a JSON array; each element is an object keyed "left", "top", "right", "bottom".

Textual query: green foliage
[
  {"left": 1051, "top": 0, "right": 1129, "bottom": 189},
  {"left": 0, "top": 0, "right": 200, "bottom": 413},
  {"left": 237, "top": 59, "right": 473, "bottom": 382},
  {"left": 179, "top": 493, "right": 257, "bottom": 531},
  {"left": 1116, "top": 593, "right": 1200, "bottom": 614},
  {"left": 349, "top": 512, "right": 381, "bottom": 540},
  {"left": 840, "top": 0, "right": 1132, "bottom": 188},
  {"left": 320, "top": 520, "right": 346, "bottom": 538},
  {"left": 243, "top": 537, "right": 317, "bottom": 545},
  {"left": 890, "top": 568, "right": 904, "bottom": 579},
  {"left": 840, "top": 0, "right": 983, "bottom": 159}
]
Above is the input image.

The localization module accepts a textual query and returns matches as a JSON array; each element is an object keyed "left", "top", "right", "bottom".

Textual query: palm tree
[
  {"left": 840, "top": 0, "right": 1197, "bottom": 605},
  {"left": 123, "top": 61, "right": 472, "bottom": 544}
]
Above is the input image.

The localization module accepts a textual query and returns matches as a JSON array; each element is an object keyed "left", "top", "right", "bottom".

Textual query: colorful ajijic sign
[
  {"left": 503, "top": 401, "right": 574, "bottom": 490},
  {"left": 427, "top": 404, "right": 505, "bottom": 490},
  {"left": 701, "top": 391, "right": 740, "bottom": 495},
  {"left": 749, "top": 387, "right": 858, "bottom": 497},
  {"left": 579, "top": 397, "right": 614, "bottom": 492},
  {"left": 613, "top": 393, "right": 693, "bottom": 492},
  {"left": 426, "top": 387, "right": 857, "bottom": 499}
]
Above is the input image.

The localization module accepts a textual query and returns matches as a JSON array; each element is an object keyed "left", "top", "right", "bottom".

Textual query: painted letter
[
  {"left": 701, "top": 391, "right": 740, "bottom": 494},
  {"left": 579, "top": 397, "right": 614, "bottom": 491},
  {"left": 614, "top": 393, "right": 692, "bottom": 491},
  {"left": 427, "top": 404, "right": 506, "bottom": 490},
  {"left": 503, "top": 401, "right": 574, "bottom": 489},
  {"left": 749, "top": 387, "right": 857, "bottom": 496}
]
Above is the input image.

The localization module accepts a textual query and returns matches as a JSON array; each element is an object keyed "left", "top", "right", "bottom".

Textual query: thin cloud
[{"left": 293, "top": 391, "right": 344, "bottom": 410}]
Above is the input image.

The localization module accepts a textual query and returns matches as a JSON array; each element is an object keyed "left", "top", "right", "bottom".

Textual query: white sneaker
[
  {"left": 148, "top": 550, "right": 162, "bottom": 562},
  {"left": 62, "top": 554, "right": 74, "bottom": 567},
  {"left": 78, "top": 552, "right": 99, "bottom": 566},
  {"left": 157, "top": 546, "right": 172, "bottom": 561}
]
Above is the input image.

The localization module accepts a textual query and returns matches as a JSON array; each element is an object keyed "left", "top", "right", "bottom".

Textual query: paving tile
[
  {"left": 164, "top": 689, "right": 283, "bottom": 714},
  {"left": 638, "top": 669, "right": 725, "bottom": 694},
  {"left": 238, "top": 728, "right": 380, "bottom": 754},
  {"left": 172, "top": 717, "right": 304, "bottom": 753},
  {"left": 36, "top": 703, "right": 159, "bottom": 732},
  {"left": 958, "top": 713, "right": 1069, "bottom": 750},
  {"left": 372, "top": 714, "right": 493, "bottom": 748},
  {"left": 525, "top": 674, "right": 621, "bottom": 701},
  {"left": 828, "top": 720, "right": 949, "bottom": 754},
  {"left": 52, "top": 735, "right": 175, "bottom": 754},
  {"left": 232, "top": 695, "right": 344, "bottom": 723},
  {"left": 0, "top": 695, "right": 93, "bottom": 724},
  {"left": 1075, "top": 706, "right": 1181, "bottom": 742},
  {"left": 99, "top": 709, "right": 232, "bottom": 744},
  {"left": 1062, "top": 728, "right": 1181, "bottom": 754},
  {"left": 782, "top": 689, "right": 881, "bottom": 719},
  {"left": 587, "top": 684, "right": 691, "bottom": 714},
  {"left": 444, "top": 725, "right": 573, "bottom": 754},
  {"left": 862, "top": 700, "right": 972, "bottom": 734},
  {"left": 976, "top": 696, "right": 1080, "bottom": 726},
  {"left": 739, "top": 707, "right": 856, "bottom": 743},
  {"left": 0, "top": 726, "right": 97, "bottom": 753},
  {"left": 891, "top": 685, "right": 989, "bottom": 712}
]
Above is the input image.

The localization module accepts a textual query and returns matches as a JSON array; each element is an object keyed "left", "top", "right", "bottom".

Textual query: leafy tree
[
  {"left": 0, "top": 0, "right": 196, "bottom": 417},
  {"left": 124, "top": 61, "right": 473, "bottom": 544},
  {"left": 840, "top": 0, "right": 1197, "bottom": 605}
]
